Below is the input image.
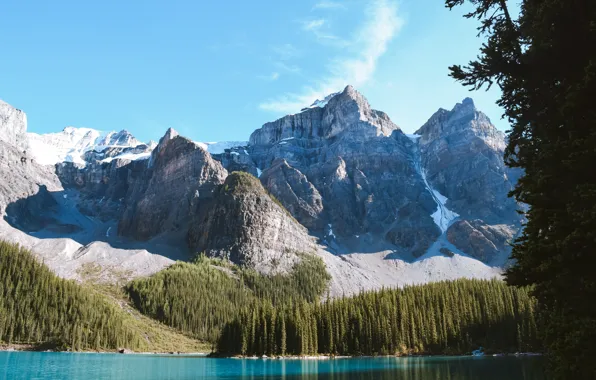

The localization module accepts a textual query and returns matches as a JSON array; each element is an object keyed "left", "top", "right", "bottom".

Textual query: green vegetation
[
  {"left": 217, "top": 279, "right": 539, "bottom": 356},
  {"left": 125, "top": 254, "right": 331, "bottom": 343},
  {"left": 446, "top": 0, "right": 596, "bottom": 377},
  {"left": 0, "top": 240, "right": 140, "bottom": 350},
  {"left": 2, "top": 238, "right": 541, "bottom": 358},
  {"left": 0, "top": 240, "right": 207, "bottom": 352}
]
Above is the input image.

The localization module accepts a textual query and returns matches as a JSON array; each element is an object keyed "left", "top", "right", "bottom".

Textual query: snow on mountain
[
  {"left": 306, "top": 92, "right": 340, "bottom": 109},
  {"left": 100, "top": 151, "right": 152, "bottom": 164},
  {"left": 195, "top": 141, "right": 248, "bottom": 154},
  {"left": 27, "top": 127, "right": 143, "bottom": 166},
  {"left": 408, "top": 133, "right": 459, "bottom": 233},
  {"left": 27, "top": 123, "right": 249, "bottom": 167}
]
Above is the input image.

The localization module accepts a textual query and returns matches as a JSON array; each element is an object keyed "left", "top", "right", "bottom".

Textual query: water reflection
[{"left": 0, "top": 352, "right": 547, "bottom": 380}]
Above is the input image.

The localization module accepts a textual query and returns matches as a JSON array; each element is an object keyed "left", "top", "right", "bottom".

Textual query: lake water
[{"left": 0, "top": 352, "right": 547, "bottom": 379}]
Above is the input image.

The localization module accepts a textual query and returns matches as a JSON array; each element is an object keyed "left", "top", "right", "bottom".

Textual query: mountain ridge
[{"left": 0, "top": 87, "right": 517, "bottom": 295}]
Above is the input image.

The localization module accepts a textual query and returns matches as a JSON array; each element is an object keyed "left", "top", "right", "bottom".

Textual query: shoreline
[{"left": 0, "top": 345, "right": 542, "bottom": 359}]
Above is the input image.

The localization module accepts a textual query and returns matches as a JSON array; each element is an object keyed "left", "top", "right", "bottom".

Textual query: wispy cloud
[
  {"left": 302, "top": 18, "right": 326, "bottom": 31},
  {"left": 312, "top": 1, "right": 346, "bottom": 10},
  {"left": 258, "top": 72, "right": 280, "bottom": 81},
  {"left": 301, "top": 18, "right": 345, "bottom": 44},
  {"left": 260, "top": 0, "right": 403, "bottom": 113}
]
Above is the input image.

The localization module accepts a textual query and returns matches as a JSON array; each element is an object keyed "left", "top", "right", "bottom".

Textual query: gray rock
[
  {"left": 210, "top": 145, "right": 259, "bottom": 177},
  {"left": 260, "top": 158, "right": 324, "bottom": 230},
  {"left": 118, "top": 128, "right": 228, "bottom": 240},
  {"left": 0, "top": 100, "right": 28, "bottom": 152},
  {"left": 446, "top": 219, "right": 515, "bottom": 263},
  {"left": 415, "top": 98, "right": 522, "bottom": 225},
  {"left": 248, "top": 86, "right": 441, "bottom": 256},
  {"left": 188, "top": 172, "right": 315, "bottom": 273}
]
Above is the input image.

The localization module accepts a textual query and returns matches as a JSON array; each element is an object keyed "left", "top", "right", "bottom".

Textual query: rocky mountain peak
[
  {"left": 415, "top": 98, "right": 501, "bottom": 147},
  {"left": 308, "top": 92, "right": 341, "bottom": 108},
  {"left": 0, "top": 99, "right": 28, "bottom": 151},
  {"left": 159, "top": 127, "right": 179, "bottom": 145},
  {"left": 249, "top": 85, "right": 399, "bottom": 147},
  {"left": 327, "top": 85, "right": 372, "bottom": 115}
]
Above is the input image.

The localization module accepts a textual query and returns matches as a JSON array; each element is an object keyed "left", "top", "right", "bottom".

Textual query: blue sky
[{"left": 1, "top": 0, "right": 507, "bottom": 143}]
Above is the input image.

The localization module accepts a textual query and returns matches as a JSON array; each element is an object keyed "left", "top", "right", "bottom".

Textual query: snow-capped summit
[
  {"left": 27, "top": 127, "right": 143, "bottom": 166},
  {"left": 307, "top": 92, "right": 340, "bottom": 109}
]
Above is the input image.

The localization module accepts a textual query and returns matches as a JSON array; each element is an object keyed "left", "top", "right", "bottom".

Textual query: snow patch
[
  {"left": 199, "top": 141, "right": 248, "bottom": 154},
  {"left": 327, "top": 224, "right": 336, "bottom": 239},
  {"left": 257, "top": 168, "right": 262, "bottom": 177},
  {"left": 408, "top": 135, "right": 459, "bottom": 233},
  {"left": 100, "top": 151, "right": 151, "bottom": 164},
  {"left": 27, "top": 127, "right": 144, "bottom": 166},
  {"left": 309, "top": 92, "right": 340, "bottom": 108}
]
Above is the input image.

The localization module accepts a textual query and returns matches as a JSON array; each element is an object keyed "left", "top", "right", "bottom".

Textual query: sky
[{"left": 1, "top": 0, "right": 508, "bottom": 143}]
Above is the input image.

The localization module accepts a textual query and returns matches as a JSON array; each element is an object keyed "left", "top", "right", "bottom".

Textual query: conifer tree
[{"left": 445, "top": 1, "right": 596, "bottom": 377}]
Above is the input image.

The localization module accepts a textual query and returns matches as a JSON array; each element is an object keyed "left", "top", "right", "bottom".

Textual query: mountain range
[{"left": 0, "top": 87, "right": 521, "bottom": 295}]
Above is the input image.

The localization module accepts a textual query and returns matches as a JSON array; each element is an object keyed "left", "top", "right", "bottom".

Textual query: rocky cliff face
[
  {"left": 0, "top": 100, "right": 28, "bottom": 152},
  {"left": 118, "top": 128, "right": 228, "bottom": 240},
  {"left": 0, "top": 88, "right": 523, "bottom": 290},
  {"left": 188, "top": 172, "right": 315, "bottom": 273},
  {"left": 0, "top": 101, "right": 172, "bottom": 283},
  {"left": 248, "top": 86, "right": 444, "bottom": 256},
  {"left": 447, "top": 220, "right": 516, "bottom": 264},
  {"left": 415, "top": 98, "right": 521, "bottom": 225},
  {"left": 239, "top": 87, "right": 521, "bottom": 261}
]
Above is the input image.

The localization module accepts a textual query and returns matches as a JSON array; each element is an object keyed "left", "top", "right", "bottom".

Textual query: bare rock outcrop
[
  {"left": 188, "top": 172, "right": 316, "bottom": 273},
  {"left": 118, "top": 128, "right": 228, "bottom": 240},
  {"left": 0, "top": 100, "right": 28, "bottom": 152},
  {"left": 447, "top": 219, "right": 515, "bottom": 263},
  {"left": 415, "top": 98, "right": 522, "bottom": 225},
  {"left": 247, "top": 85, "right": 440, "bottom": 256},
  {"left": 260, "top": 158, "right": 324, "bottom": 230}
]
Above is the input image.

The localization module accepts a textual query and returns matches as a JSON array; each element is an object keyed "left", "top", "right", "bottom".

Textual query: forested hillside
[
  {"left": 0, "top": 240, "right": 141, "bottom": 350},
  {"left": 125, "top": 254, "right": 331, "bottom": 343},
  {"left": 0, "top": 240, "right": 205, "bottom": 352},
  {"left": 1, "top": 240, "right": 540, "bottom": 356},
  {"left": 217, "top": 279, "right": 539, "bottom": 356}
]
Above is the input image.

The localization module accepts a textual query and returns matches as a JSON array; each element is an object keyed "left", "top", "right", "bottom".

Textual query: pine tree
[{"left": 445, "top": 1, "right": 596, "bottom": 377}]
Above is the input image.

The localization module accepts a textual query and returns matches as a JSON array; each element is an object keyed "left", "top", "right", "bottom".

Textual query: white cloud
[
  {"left": 312, "top": 1, "right": 346, "bottom": 10},
  {"left": 302, "top": 19, "right": 326, "bottom": 31},
  {"left": 301, "top": 18, "right": 345, "bottom": 44},
  {"left": 260, "top": 0, "right": 403, "bottom": 113},
  {"left": 258, "top": 72, "right": 280, "bottom": 81}
]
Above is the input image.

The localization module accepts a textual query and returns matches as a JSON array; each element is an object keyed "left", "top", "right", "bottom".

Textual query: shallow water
[{"left": 0, "top": 352, "right": 547, "bottom": 379}]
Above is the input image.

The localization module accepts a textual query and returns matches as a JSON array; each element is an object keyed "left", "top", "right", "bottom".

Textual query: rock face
[
  {"left": 0, "top": 101, "right": 172, "bottom": 284},
  {"left": 0, "top": 88, "right": 524, "bottom": 289},
  {"left": 0, "top": 141, "right": 61, "bottom": 216},
  {"left": 0, "top": 100, "right": 28, "bottom": 152},
  {"left": 415, "top": 98, "right": 521, "bottom": 225},
  {"left": 210, "top": 145, "right": 259, "bottom": 177},
  {"left": 259, "top": 159, "right": 324, "bottom": 230},
  {"left": 447, "top": 220, "right": 516, "bottom": 263},
  {"left": 118, "top": 128, "right": 228, "bottom": 240},
  {"left": 247, "top": 86, "right": 442, "bottom": 256},
  {"left": 188, "top": 172, "right": 315, "bottom": 273}
]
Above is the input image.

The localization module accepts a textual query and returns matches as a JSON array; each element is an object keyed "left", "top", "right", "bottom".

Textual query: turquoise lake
[{"left": 0, "top": 352, "right": 547, "bottom": 379}]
